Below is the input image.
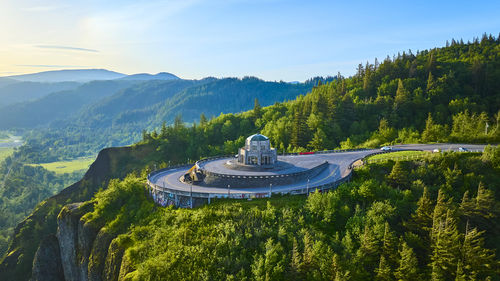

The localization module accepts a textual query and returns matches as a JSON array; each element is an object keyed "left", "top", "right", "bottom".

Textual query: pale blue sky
[{"left": 0, "top": 0, "right": 499, "bottom": 81}]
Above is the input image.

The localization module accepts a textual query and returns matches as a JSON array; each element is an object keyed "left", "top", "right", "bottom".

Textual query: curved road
[{"left": 148, "top": 143, "right": 486, "bottom": 197}]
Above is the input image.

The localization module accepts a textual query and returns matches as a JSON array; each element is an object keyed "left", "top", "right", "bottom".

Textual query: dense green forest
[
  {"left": 136, "top": 35, "right": 499, "bottom": 162},
  {"left": 0, "top": 157, "right": 84, "bottom": 256},
  {"left": 66, "top": 149, "right": 500, "bottom": 280},
  {"left": 0, "top": 81, "right": 80, "bottom": 108},
  {"left": 0, "top": 35, "right": 499, "bottom": 280},
  {"left": 10, "top": 77, "right": 325, "bottom": 163},
  {"left": 0, "top": 80, "right": 139, "bottom": 129}
]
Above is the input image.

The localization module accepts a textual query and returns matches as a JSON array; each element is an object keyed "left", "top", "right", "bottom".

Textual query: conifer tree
[
  {"left": 426, "top": 72, "right": 435, "bottom": 92},
  {"left": 160, "top": 121, "right": 168, "bottom": 138},
  {"left": 199, "top": 113, "right": 208, "bottom": 127},
  {"left": 173, "top": 114, "right": 184, "bottom": 131},
  {"left": 432, "top": 189, "right": 448, "bottom": 240},
  {"left": 290, "top": 238, "right": 302, "bottom": 280},
  {"left": 455, "top": 259, "right": 466, "bottom": 281},
  {"left": 331, "top": 253, "right": 344, "bottom": 281},
  {"left": 291, "top": 106, "right": 308, "bottom": 148},
  {"left": 382, "top": 222, "right": 398, "bottom": 268},
  {"left": 357, "top": 225, "right": 380, "bottom": 275},
  {"left": 475, "top": 182, "right": 496, "bottom": 220},
  {"left": 395, "top": 79, "right": 409, "bottom": 105},
  {"left": 387, "top": 161, "right": 409, "bottom": 189},
  {"left": 422, "top": 113, "right": 447, "bottom": 142},
  {"left": 395, "top": 242, "right": 419, "bottom": 281},
  {"left": 308, "top": 128, "right": 327, "bottom": 150},
  {"left": 253, "top": 98, "right": 262, "bottom": 119},
  {"left": 409, "top": 186, "right": 434, "bottom": 236},
  {"left": 430, "top": 210, "right": 461, "bottom": 281},
  {"left": 460, "top": 183, "right": 498, "bottom": 230},
  {"left": 461, "top": 227, "right": 497, "bottom": 279},
  {"left": 375, "top": 255, "right": 392, "bottom": 281},
  {"left": 301, "top": 231, "right": 314, "bottom": 275}
]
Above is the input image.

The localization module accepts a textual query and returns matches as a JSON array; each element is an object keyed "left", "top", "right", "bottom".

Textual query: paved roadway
[{"left": 148, "top": 143, "right": 487, "bottom": 196}]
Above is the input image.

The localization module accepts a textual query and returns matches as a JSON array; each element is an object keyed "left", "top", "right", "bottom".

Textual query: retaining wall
[{"left": 200, "top": 161, "right": 328, "bottom": 188}]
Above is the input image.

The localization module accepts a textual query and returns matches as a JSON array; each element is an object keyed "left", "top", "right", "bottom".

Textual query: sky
[{"left": 0, "top": 0, "right": 499, "bottom": 81}]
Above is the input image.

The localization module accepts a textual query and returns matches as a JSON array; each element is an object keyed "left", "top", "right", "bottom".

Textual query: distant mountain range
[
  {"left": 4, "top": 69, "right": 126, "bottom": 82},
  {"left": 0, "top": 72, "right": 332, "bottom": 159},
  {"left": 1, "top": 69, "right": 180, "bottom": 83},
  {"left": 0, "top": 81, "right": 80, "bottom": 107},
  {"left": 118, "top": 72, "right": 179, "bottom": 81},
  {"left": 0, "top": 69, "right": 182, "bottom": 108}
]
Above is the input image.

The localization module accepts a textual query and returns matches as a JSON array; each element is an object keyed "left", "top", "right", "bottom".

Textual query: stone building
[{"left": 238, "top": 134, "right": 277, "bottom": 165}]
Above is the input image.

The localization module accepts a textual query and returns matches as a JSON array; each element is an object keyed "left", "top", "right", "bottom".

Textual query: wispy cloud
[
  {"left": 35, "top": 45, "right": 98, "bottom": 53},
  {"left": 23, "top": 6, "right": 62, "bottom": 12},
  {"left": 16, "top": 64, "right": 88, "bottom": 68}
]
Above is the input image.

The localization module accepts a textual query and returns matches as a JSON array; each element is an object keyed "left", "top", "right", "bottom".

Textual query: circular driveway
[{"left": 148, "top": 143, "right": 487, "bottom": 196}]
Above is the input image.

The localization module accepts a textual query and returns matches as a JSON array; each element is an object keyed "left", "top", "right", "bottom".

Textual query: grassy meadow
[{"left": 30, "top": 157, "right": 95, "bottom": 174}]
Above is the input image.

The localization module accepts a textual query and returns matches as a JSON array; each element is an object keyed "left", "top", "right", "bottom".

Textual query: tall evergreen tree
[
  {"left": 395, "top": 79, "right": 410, "bottom": 105},
  {"left": 409, "top": 186, "right": 434, "bottom": 236},
  {"left": 461, "top": 227, "right": 497, "bottom": 279},
  {"left": 387, "top": 161, "right": 409, "bottom": 189},
  {"left": 395, "top": 242, "right": 420, "bottom": 281},
  {"left": 199, "top": 113, "right": 208, "bottom": 127},
  {"left": 432, "top": 189, "right": 448, "bottom": 240},
  {"left": 253, "top": 98, "right": 262, "bottom": 119},
  {"left": 308, "top": 128, "right": 327, "bottom": 150},
  {"left": 357, "top": 225, "right": 381, "bottom": 276},
  {"left": 375, "top": 255, "right": 393, "bottom": 281},
  {"left": 382, "top": 222, "right": 398, "bottom": 268},
  {"left": 290, "top": 238, "right": 302, "bottom": 280},
  {"left": 426, "top": 72, "right": 436, "bottom": 92},
  {"left": 430, "top": 210, "right": 461, "bottom": 281},
  {"left": 291, "top": 105, "right": 308, "bottom": 148}
]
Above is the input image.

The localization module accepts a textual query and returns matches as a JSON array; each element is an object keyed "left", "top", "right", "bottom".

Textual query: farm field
[{"left": 30, "top": 157, "right": 95, "bottom": 174}]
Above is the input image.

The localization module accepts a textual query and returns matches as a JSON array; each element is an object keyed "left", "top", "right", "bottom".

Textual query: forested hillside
[
  {"left": 0, "top": 80, "right": 138, "bottom": 129},
  {"left": 55, "top": 151, "right": 500, "bottom": 280},
  {"left": 0, "top": 81, "right": 80, "bottom": 107},
  {"left": 0, "top": 35, "right": 499, "bottom": 280},
  {"left": 13, "top": 77, "right": 323, "bottom": 162}
]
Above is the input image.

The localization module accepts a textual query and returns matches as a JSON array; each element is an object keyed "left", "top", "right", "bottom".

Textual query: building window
[{"left": 249, "top": 156, "right": 258, "bottom": 165}]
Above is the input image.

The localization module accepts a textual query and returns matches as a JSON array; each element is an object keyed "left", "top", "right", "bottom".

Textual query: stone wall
[{"left": 201, "top": 161, "right": 329, "bottom": 188}]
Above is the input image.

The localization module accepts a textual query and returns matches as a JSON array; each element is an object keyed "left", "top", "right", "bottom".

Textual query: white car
[
  {"left": 433, "top": 149, "right": 440, "bottom": 153},
  {"left": 380, "top": 146, "right": 392, "bottom": 151}
]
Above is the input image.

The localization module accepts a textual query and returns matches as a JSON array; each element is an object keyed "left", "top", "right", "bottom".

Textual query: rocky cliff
[
  {"left": 29, "top": 201, "right": 128, "bottom": 281},
  {"left": 0, "top": 144, "right": 157, "bottom": 281}
]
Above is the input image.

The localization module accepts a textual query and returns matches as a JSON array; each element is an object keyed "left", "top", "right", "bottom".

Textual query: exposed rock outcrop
[
  {"left": 57, "top": 203, "right": 86, "bottom": 281},
  {"left": 103, "top": 238, "right": 128, "bottom": 281},
  {"left": 77, "top": 217, "right": 100, "bottom": 281},
  {"left": 31, "top": 235, "right": 64, "bottom": 281},
  {"left": 88, "top": 228, "right": 116, "bottom": 281},
  {"left": 43, "top": 201, "right": 125, "bottom": 281},
  {"left": 0, "top": 145, "right": 155, "bottom": 281}
]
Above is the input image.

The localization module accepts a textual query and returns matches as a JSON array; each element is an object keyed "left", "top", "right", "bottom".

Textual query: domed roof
[{"left": 247, "top": 134, "right": 269, "bottom": 142}]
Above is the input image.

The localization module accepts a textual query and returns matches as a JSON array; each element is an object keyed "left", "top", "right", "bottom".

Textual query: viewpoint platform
[{"left": 147, "top": 137, "right": 485, "bottom": 208}]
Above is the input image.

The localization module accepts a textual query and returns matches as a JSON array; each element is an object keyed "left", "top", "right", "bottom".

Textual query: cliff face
[
  {"left": 0, "top": 144, "right": 156, "bottom": 281},
  {"left": 31, "top": 235, "right": 64, "bottom": 281},
  {"left": 32, "top": 203, "right": 124, "bottom": 281},
  {"left": 30, "top": 201, "right": 127, "bottom": 281}
]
